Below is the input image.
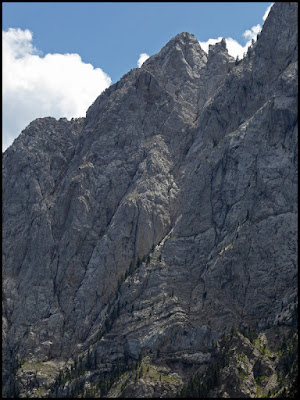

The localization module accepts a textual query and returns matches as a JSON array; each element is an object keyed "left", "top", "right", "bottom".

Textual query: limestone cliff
[{"left": 2, "top": 2, "right": 298, "bottom": 398}]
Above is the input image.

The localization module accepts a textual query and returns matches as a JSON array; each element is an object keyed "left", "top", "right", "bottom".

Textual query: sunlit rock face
[{"left": 2, "top": 2, "right": 297, "bottom": 398}]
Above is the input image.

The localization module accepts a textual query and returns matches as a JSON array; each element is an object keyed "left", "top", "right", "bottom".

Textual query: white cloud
[
  {"left": 263, "top": 3, "right": 274, "bottom": 22},
  {"left": 137, "top": 53, "right": 149, "bottom": 68},
  {"left": 225, "top": 37, "right": 251, "bottom": 59},
  {"left": 2, "top": 28, "right": 111, "bottom": 151},
  {"left": 199, "top": 36, "right": 251, "bottom": 60},
  {"left": 199, "top": 3, "right": 274, "bottom": 61},
  {"left": 243, "top": 24, "right": 262, "bottom": 42},
  {"left": 3, "top": 28, "right": 40, "bottom": 58},
  {"left": 199, "top": 23, "right": 262, "bottom": 60},
  {"left": 198, "top": 37, "right": 221, "bottom": 54},
  {"left": 199, "top": 36, "right": 249, "bottom": 60}
]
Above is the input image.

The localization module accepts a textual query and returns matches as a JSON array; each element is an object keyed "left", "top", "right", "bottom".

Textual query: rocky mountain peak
[
  {"left": 2, "top": 2, "right": 298, "bottom": 398},
  {"left": 168, "top": 31, "right": 199, "bottom": 46},
  {"left": 208, "top": 37, "right": 226, "bottom": 53},
  {"left": 143, "top": 30, "right": 207, "bottom": 76},
  {"left": 207, "top": 37, "right": 233, "bottom": 64},
  {"left": 252, "top": 2, "right": 297, "bottom": 83},
  {"left": 155, "top": 31, "right": 205, "bottom": 58}
]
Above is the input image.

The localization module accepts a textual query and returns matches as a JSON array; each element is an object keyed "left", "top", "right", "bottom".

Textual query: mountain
[{"left": 2, "top": 2, "right": 298, "bottom": 398}]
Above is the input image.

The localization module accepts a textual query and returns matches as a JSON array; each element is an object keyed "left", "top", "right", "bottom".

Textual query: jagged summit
[
  {"left": 142, "top": 30, "right": 207, "bottom": 73},
  {"left": 207, "top": 37, "right": 230, "bottom": 56},
  {"left": 84, "top": 31, "right": 207, "bottom": 128},
  {"left": 153, "top": 31, "right": 202, "bottom": 54},
  {"left": 205, "top": 37, "right": 234, "bottom": 95},
  {"left": 208, "top": 37, "right": 226, "bottom": 50},
  {"left": 206, "top": 37, "right": 234, "bottom": 67},
  {"left": 2, "top": 2, "right": 298, "bottom": 398},
  {"left": 166, "top": 31, "right": 200, "bottom": 48}
]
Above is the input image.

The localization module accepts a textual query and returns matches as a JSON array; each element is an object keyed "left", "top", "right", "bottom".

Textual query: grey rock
[{"left": 2, "top": 2, "right": 298, "bottom": 398}]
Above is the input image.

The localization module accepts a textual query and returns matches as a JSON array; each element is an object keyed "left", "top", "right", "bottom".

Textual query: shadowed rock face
[{"left": 2, "top": 2, "right": 298, "bottom": 397}]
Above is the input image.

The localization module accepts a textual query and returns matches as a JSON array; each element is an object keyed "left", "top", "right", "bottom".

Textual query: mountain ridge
[{"left": 2, "top": 2, "right": 298, "bottom": 398}]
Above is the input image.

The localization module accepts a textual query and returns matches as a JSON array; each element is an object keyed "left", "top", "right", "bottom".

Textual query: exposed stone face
[{"left": 2, "top": 2, "right": 298, "bottom": 398}]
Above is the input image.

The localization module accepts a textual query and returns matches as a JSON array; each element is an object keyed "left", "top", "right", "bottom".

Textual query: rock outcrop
[{"left": 2, "top": 2, "right": 298, "bottom": 398}]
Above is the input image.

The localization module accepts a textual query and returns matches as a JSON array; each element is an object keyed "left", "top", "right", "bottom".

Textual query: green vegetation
[
  {"left": 240, "top": 326, "right": 259, "bottom": 344},
  {"left": 48, "top": 352, "right": 182, "bottom": 398},
  {"left": 275, "top": 329, "right": 298, "bottom": 398},
  {"left": 179, "top": 331, "right": 233, "bottom": 398},
  {"left": 179, "top": 324, "right": 298, "bottom": 399},
  {"left": 48, "top": 351, "right": 140, "bottom": 398},
  {"left": 255, "top": 375, "right": 266, "bottom": 384},
  {"left": 5, "top": 351, "right": 22, "bottom": 398},
  {"left": 237, "top": 366, "right": 248, "bottom": 381}
]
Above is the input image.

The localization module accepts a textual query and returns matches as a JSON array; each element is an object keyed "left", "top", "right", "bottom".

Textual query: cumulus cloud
[
  {"left": 2, "top": 28, "right": 111, "bottom": 151},
  {"left": 199, "top": 25, "right": 262, "bottom": 60},
  {"left": 243, "top": 24, "right": 262, "bottom": 42},
  {"left": 199, "top": 3, "right": 274, "bottom": 61},
  {"left": 199, "top": 35, "right": 252, "bottom": 60},
  {"left": 137, "top": 53, "right": 149, "bottom": 68}
]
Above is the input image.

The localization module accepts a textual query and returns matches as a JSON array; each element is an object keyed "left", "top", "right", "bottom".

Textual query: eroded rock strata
[{"left": 2, "top": 2, "right": 297, "bottom": 397}]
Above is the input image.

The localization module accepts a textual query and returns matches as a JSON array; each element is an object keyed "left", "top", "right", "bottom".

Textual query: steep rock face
[
  {"left": 2, "top": 2, "right": 298, "bottom": 398},
  {"left": 180, "top": 327, "right": 298, "bottom": 398}
]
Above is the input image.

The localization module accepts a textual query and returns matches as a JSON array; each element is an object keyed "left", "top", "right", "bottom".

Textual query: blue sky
[{"left": 3, "top": 2, "right": 273, "bottom": 150}]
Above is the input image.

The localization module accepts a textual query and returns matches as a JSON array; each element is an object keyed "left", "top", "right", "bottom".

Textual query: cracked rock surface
[{"left": 2, "top": 2, "right": 298, "bottom": 398}]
